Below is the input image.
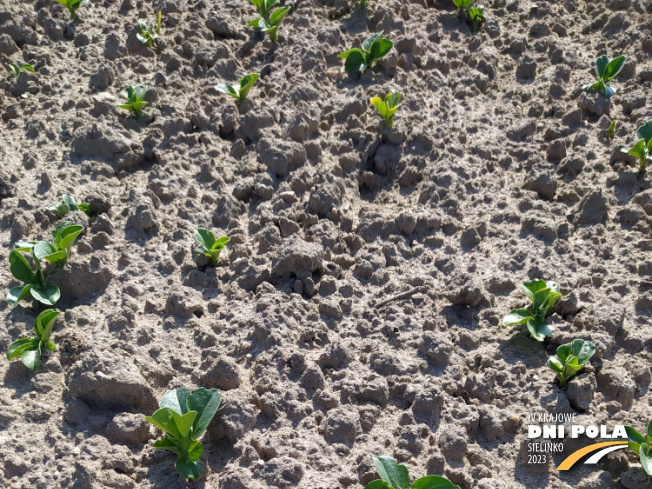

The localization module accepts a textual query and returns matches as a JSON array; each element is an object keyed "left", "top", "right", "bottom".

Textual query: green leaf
[
  {"left": 641, "top": 445, "right": 652, "bottom": 476},
  {"left": 7, "top": 338, "right": 37, "bottom": 360},
  {"left": 194, "top": 228, "right": 216, "bottom": 251},
  {"left": 34, "top": 242, "right": 58, "bottom": 262},
  {"left": 637, "top": 121, "right": 652, "bottom": 144},
  {"left": 412, "top": 475, "right": 460, "bottom": 489},
  {"left": 627, "top": 426, "right": 647, "bottom": 444},
  {"left": 187, "top": 388, "right": 222, "bottom": 438},
  {"left": 502, "top": 309, "right": 533, "bottom": 326},
  {"left": 603, "top": 55, "right": 626, "bottom": 82},
  {"left": 175, "top": 459, "right": 203, "bottom": 480},
  {"left": 371, "top": 97, "right": 388, "bottom": 118},
  {"left": 571, "top": 339, "right": 596, "bottom": 364},
  {"left": 368, "top": 38, "right": 393, "bottom": 63},
  {"left": 187, "top": 440, "right": 203, "bottom": 461},
  {"left": 522, "top": 279, "right": 547, "bottom": 302},
  {"left": 526, "top": 318, "right": 553, "bottom": 342},
  {"left": 212, "top": 236, "right": 230, "bottom": 250},
  {"left": 364, "top": 481, "right": 392, "bottom": 489},
  {"left": 373, "top": 456, "right": 410, "bottom": 489},
  {"left": 9, "top": 250, "right": 34, "bottom": 284},
  {"left": 21, "top": 342, "right": 42, "bottom": 371},
  {"left": 7, "top": 284, "right": 32, "bottom": 306},
  {"left": 547, "top": 357, "right": 564, "bottom": 373},
  {"left": 341, "top": 49, "right": 366, "bottom": 74},
  {"left": 55, "top": 224, "right": 83, "bottom": 253},
  {"left": 237, "top": 73, "right": 259, "bottom": 103},
  {"left": 269, "top": 6, "right": 290, "bottom": 26},
  {"left": 171, "top": 411, "right": 198, "bottom": 438},
  {"left": 147, "top": 408, "right": 183, "bottom": 439},
  {"left": 532, "top": 287, "right": 552, "bottom": 311},
  {"left": 626, "top": 139, "right": 647, "bottom": 160},
  {"left": 160, "top": 388, "right": 190, "bottom": 415},
  {"left": 362, "top": 31, "right": 384, "bottom": 52},
  {"left": 35, "top": 309, "right": 60, "bottom": 342},
  {"left": 647, "top": 419, "right": 652, "bottom": 441},
  {"left": 595, "top": 55, "right": 609, "bottom": 79},
  {"left": 30, "top": 285, "right": 60, "bottom": 306},
  {"left": 153, "top": 437, "right": 179, "bottom": 453},
  {"left": 215, "top": 83, "right": 239, "bottom": 97}
]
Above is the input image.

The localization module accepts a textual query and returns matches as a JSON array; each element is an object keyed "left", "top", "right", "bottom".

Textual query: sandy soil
[{"left": 1, "top": 0, "right": 652, "bottom": 487}]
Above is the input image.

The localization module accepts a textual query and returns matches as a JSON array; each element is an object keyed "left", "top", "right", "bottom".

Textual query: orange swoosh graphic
[{"left": 556, "top": 441, "right": 628, "bottom": 470}]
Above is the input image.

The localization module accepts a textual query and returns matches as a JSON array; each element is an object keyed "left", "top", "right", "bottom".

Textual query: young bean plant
[
  {"left": 248, "top": 1, "right": 290, "bottom": 43},
  {"left": 215, "top": 74, "right": 259, "bottom": 108},
  {"left": 622, "top": 121, "right": 652, "bottom": 174},
  {"left": 194, "top": 229, "right": 229, "bottom": 266},
  {"left": 16, "top": 221, "right": 84, "bottom": 268},
  {"left": 547, "top": 339, "right": 596, "bottom": 387},
  {"left": 116, "top": 85, "right": 149, "bottom": 118},
  {"left": 7, "top": 249, "right": 60, "bottom": 306},
  {"left": 137, "top": 11, "right": 162, "bottom": 47},
  {"left": 371, "top": 91, "right": 401, "bottom": 128},
  {"left": 581, "top": 55, "right": 626, "bottom": 98},
  {"left": 339, "top": 31, "right": 394, "bottom": 74},
  {"left": 469, "top": 6, "right": 484, "bottom": 32},
  {"left": 625, "top": 420, "right": 652, "bottom": 476},
  {"left": 502, "top": 279, "right": 562, "bottom": 342},
  {"left": 46, "top": 194, "right": 95, "bottom": 219},
  {"left": 606, "top": 119, "right": 617, "bottom": 139},
  {"left": 7, "top": 309, "right": 60, "bottom": 371},
  {"left": 146, "top": 388, "right": 222, "bottom": 480},
  {"left": 364, "top": 456, "right": 459, "bottom": 489},
  {"left": 7, "top": 63, "right": 35, "bottom": 77},
  {"left": 55, "top": 0, "right": 89, "bottom": 20}
]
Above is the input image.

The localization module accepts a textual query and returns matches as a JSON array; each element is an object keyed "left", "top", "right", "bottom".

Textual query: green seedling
[
  {"left": 360, "top": 0, "right": 367, "bottom": 6},
  {"left": 452, "top": 0, "right": 475, "bottom": 14},
  {"left": 622, "top": 121, "right": 652, "bottom": 174},
  {"left": 547, "top": 339, "right": 596, "bottom": 387},
  {"left": 194, "top": 229, "right": 229, "bottom": 266},
  {"left": 582, "top": 55, "right": 626, "bottom": 98},
  {"left": 625, "top": 421, "right": 652, "bottom": 475},
  {"left": 7, "top": 309, "right": 60, "bottom": 371},
  {"left": 55, "top": 0, "right": 89, "bottom": 20},
  {"left": 606, "top": 119, "right": 617, "bottom": 139},
  {"left": 339, "top": 31, "right": 394, "bottom": 74},
  {"left": 46, "top": 194, "right": 96, "bottom": 219},
  {"left": 116, "top": 85, "right": 149, "bottom": 118},
  {"left": 371, "top": 91, "right": 402, "bottom": 128},
  {"left": 7, "top": 63, "right": 35, "bottom": 77},
  {"left": 16, "top": 221, "right": 84, "bottom": 269},
  {"left": 364, "top": 456, "right": 459, "bottom": 489},
  {"left": 249, "top": 6, "right": 290, "bottom": 43},
  {"left": 7, "top": 249, "right": 60, "bottom": 306},
  {"left": 137, "top": 11, "right": 162, "bottom": 47},
  {"left": 469, "top": 6, "right": 484, "bottom": 32},
  {"left": 502, "top": 279, "right": 562, "bottom": 342},
  {"left": 215, "top": 74, "right": 259, "bottom": 108},
  {"left": 146, "top": 387, "right": 222, "bottom": 480}
]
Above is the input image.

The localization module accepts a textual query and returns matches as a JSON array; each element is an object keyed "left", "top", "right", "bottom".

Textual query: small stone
[
  {"left": 621, "top": 467, "right": 651, "bottom": 489},
  {"left": 106, "top": 412, "right": 150, "bottom": 444}
]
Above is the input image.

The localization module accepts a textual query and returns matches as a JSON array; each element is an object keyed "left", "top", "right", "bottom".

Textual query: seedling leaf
[{"left": 373, "top": 456, "right": 411, "bottom": 489}]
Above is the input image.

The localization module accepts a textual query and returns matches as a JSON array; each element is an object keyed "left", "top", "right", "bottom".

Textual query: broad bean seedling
[
  {"left": 7, "top": 309, "right": 60, "bottom": 371},
  {"left": 547, "top": 339, "right": 596, "bottom": 387},
  {"left": 339, "top": 31, "right": 393, "bottom": 74},
  {"left": 502, "top": 279, "right": 562, "bottom": 342},
  {"left": 146, "top": 388, "right": 222, "bottom": 480}
]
